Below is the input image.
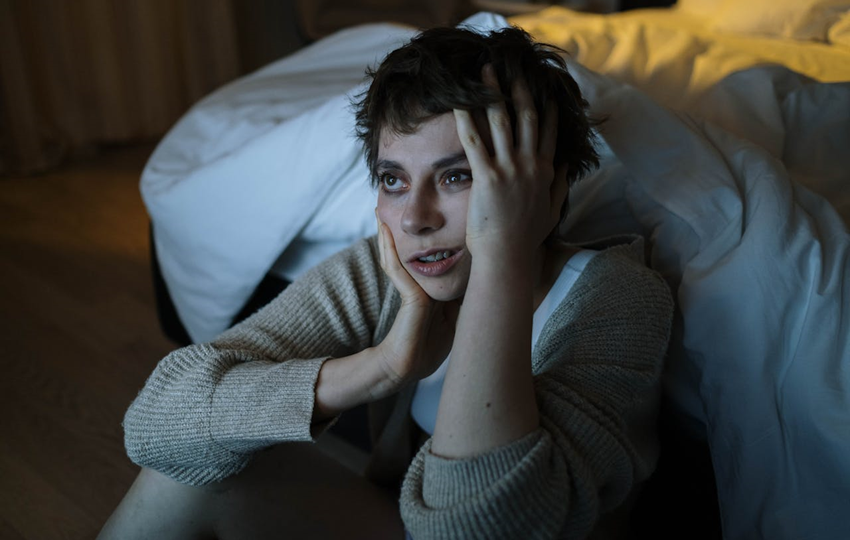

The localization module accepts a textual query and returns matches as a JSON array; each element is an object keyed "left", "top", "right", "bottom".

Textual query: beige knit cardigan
[{"left": 123, "top": 234, "right": 673, "bottom": 540}]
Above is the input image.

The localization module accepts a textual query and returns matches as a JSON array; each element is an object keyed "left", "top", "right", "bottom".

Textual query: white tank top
[{"left": 410, "top": 249, "right": 599, "bottom": 435}]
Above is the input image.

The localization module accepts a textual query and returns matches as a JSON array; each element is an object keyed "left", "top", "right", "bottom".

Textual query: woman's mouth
[{"left": 407, "top": 249, "right": 463, "bottom": 277}]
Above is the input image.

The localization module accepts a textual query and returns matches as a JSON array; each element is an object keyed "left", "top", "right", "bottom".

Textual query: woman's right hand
[
  {"left": 374, "top": 212, "right": 460, "bottom": 390},
  {"left": 313, "top": 219, "right": 458, "bottom": 420}
]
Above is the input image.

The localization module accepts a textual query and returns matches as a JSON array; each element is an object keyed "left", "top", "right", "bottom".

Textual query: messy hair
[{"left": 353, "top": 26, "right": 600, "bottom": 188}]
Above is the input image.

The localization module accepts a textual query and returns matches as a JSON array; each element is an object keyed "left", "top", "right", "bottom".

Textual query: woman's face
[{"left": 375, "top": 113, "right": 473, "bottom": 302}]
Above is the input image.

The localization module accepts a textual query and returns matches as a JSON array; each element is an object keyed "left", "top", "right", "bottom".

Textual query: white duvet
[
  {"left": 141, "top": 12, "right": 850, "bottom": 540},
  {"left": 569, "top": 63, "right": 850, "bottom": 539}
]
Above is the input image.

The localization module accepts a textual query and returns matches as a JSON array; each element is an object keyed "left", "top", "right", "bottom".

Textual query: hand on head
[{"left": 455, "top": 64, "right": 570, "bottom": 263}]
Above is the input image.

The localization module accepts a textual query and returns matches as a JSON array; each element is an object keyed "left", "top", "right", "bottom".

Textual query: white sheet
[
  {"left": 141, "top": 12, "right": 850, "bottom": 539},
  {"left": 564, "top": 59, "right": 850, "bottom": 538}
]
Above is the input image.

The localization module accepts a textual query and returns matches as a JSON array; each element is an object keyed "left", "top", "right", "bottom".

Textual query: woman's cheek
[
  {"left": 448, "top": 189, "right": 471, "bottom": 232},
  {"left": 375, "top": 193, "right": 393, "bottom": 225},
  {"left": 376, "top": 197, "right": 403, "bottom": 240}
]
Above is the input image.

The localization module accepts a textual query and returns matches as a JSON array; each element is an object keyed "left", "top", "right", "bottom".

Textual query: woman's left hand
[
  {"left": 374, "top": 211, "right": 461, "bottom": 387},
  {"left": 454, "top": 64, "right": 570, "bottom": 263}
]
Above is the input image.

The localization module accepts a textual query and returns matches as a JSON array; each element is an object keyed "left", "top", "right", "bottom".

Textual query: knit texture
[
  {"left": 123, "top": 235, "right": 673, "bottom": 538},
  {"left": 399, "top": 241, "right": 674, "bottom": 540}
]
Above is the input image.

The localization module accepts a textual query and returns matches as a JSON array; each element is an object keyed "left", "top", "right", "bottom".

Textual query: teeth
[{"left": 419, "top": 251, "right": 452, "bottom": 263}]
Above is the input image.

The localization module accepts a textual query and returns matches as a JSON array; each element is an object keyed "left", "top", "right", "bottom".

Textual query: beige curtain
[
  {"left": 1, "top": 0, "right": 489, "bottom": 176},
  {"left": 0, "top": 0, "right": 241, "bottom": 176}
]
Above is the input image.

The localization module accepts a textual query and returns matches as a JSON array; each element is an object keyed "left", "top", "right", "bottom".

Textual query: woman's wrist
[
  {"left": 468, "top": 246, "right": 538, "bottom": 289},
  {"left": 313, "top": 347, "right": 403, "bottom": 422}
]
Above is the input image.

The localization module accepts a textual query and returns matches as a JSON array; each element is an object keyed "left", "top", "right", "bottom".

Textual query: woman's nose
[{"left": 401, "top": 188, "right": 444, "bottom": 236}]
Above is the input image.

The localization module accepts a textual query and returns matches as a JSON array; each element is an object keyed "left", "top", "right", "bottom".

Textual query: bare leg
[
  {"left": 98, "top": 442, "right": 404, "bottom": 540},
  {"left": 98, "top": 465, "right": 217, "bottom": 540}
]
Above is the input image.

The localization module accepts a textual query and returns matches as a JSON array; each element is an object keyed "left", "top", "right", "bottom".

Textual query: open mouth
[
  {"left": 407, "top": 248, "right": 463, "bottom": 277},
  {"left": 416, "top": 250, "right": 456, "bottom": 263}
]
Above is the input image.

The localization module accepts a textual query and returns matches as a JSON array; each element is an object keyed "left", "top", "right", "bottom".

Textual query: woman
[{"left": 99, "top": 26, "right": 673, "bottom": 540}]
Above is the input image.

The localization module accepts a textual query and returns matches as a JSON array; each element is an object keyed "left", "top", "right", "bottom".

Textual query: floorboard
[{"left": 0, "top": 144, "right": 176, "bottom": 539}]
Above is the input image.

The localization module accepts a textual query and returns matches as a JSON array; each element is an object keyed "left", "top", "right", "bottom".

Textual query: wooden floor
[{"left": 0, "top": 145, "right": 177, "bottom": 539}]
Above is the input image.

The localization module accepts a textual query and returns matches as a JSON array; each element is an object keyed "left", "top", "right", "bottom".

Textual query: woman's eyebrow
[
  {"left": 375, "top": 159, "right": 403, "bottom": 171},
  {"left": 431, "top": 151, "right": 468, "bottom": 170},
  {"left": 376, "top": 152, "right": 468, "bottom": 172}
]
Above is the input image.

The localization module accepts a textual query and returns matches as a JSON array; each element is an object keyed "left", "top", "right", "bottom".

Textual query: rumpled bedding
[
  {"left": 512, "top": 6, "right": 850, "bottom": 110},
  {"left": 565, "top": 60, "right": 850, "bottom": 539},
  {"left": 140, "top": 10, "right": 850, "bottom": 540}
]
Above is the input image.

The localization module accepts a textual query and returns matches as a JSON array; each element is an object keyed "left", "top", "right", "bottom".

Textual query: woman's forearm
[
  {"left": 313, "top": 348, "right": 401, "bottom": 422},
  {"left": 430, "top": 259, "right": 540, "bottom": 458}
]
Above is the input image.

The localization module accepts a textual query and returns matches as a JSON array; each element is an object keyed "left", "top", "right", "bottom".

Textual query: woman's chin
[
  {"left": 411, "top": 255, "right": 471, "bottom": 302},
  {"left": 418, "top": 279, "right": 466, "bottom": 303}
]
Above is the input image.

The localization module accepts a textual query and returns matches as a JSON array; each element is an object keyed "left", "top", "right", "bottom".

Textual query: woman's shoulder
[
  {"left": 543, "top": 234, "right": 674, "bottom": 344},
  {"left": 557, "top": 234, "right": 671, "bottom": 303},
  {"left": 323, "top": 234, "right": 381, "bottom": 268},
  {"left": 535, "top": 235, "right": 674, "bottom": 372},
  {"left": 294, "top": 235, "right": 382, "bottom": 285},
  {"left": 274, "top": 234, "right": 397, "bottom": 320},
  {"left": 556, "top": 233, "right": 645, "bottom": 265}
]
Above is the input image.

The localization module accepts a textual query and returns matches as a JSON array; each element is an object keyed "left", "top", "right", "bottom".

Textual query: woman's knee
[
  {"left": 211, "top": 443, "right": 404, "bottom": 540},
  {"left": 99, "top": 445, "right": 403, "bottom": 540},
  {"left": 97, "top": 467, "right": 217, "bottom": 540}
]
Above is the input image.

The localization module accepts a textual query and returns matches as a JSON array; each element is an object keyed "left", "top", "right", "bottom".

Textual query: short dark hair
[{"left": 353, "top": 26, "right": 600, "bottom": 189}]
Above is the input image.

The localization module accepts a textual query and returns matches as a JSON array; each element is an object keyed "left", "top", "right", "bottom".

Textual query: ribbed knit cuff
[
  {"left": 401, "top": 428, "right": 571, "bottom": 540},
  {"left": 421, "top": 429, "right": 543, "bottom": 508},
  {"left": 210, "top": 357, "right": 328, "bottom": 453}
]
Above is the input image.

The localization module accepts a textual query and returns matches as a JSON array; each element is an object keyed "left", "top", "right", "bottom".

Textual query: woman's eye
[
  {"left": 379, "top": 173, "right": 405, "bottom": 192},
  {"left": 444, "top": 171, "right": 472, "bottom": 186}
]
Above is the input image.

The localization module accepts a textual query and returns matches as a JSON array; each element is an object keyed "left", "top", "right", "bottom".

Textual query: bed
[{"left": 140, "top": 2, "right": 850, "bottom": 538}]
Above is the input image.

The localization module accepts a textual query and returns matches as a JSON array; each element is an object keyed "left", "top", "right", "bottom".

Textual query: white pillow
[
  {"left": 829, "top": 9, "right": 850, "bottom": 45},
  {"left": 142, "top": 12, "right": 513, "bottom": 343},
  {"left": 681, "top": 0, "right": 850, "bottom": 42},
  {"left": 675, "top": 0, "right": 725, "bottom": 18},
  {"left": 142, "top": 24, "right": 417, "bottom": 343}
]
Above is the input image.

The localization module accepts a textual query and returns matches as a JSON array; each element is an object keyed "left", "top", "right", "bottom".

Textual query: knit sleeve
[
  {"left": 123, "top": 237, "right": 392, "bottom": 486},
  {"left": 399, "top": 249, "right": 674, "bottom": 540}
]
